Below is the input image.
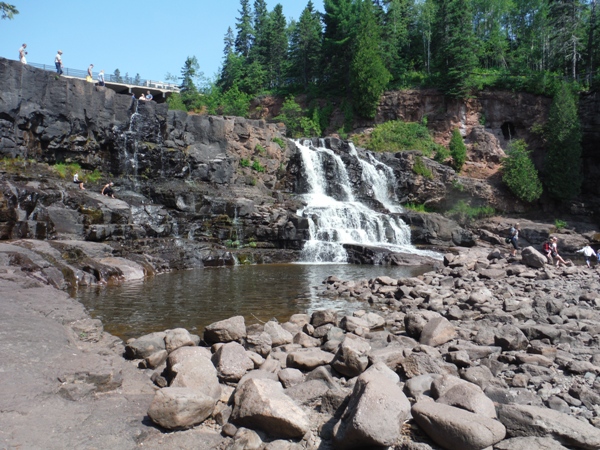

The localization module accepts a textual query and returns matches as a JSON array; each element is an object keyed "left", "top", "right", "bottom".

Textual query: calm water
[{"left": 76, "top": 264, "right": 430, "bottom": 341}]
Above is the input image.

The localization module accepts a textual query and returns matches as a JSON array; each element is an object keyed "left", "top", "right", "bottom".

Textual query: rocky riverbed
[{"left": 3, "top": 223, "right": 600, "bottom": 449}]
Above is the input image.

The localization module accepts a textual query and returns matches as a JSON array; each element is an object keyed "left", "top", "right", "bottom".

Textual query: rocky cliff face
[{"left": 7, "top": 56, "right": 596, "bottom": 283}]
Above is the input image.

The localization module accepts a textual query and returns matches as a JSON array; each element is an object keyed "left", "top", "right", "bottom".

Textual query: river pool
[{"left": 77, "top": 263, "right": 430, "bottom": 341}]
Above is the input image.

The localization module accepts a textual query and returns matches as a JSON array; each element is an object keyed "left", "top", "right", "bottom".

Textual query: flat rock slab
[
  {"left": 0, "top": 246, "right": 226, "bottom": 449},
  {"left": 412, "top": 400, "right": 506, "bottom": 450},
  {"left": 497, "top": 403, "right": 600, "bottom": 450}
]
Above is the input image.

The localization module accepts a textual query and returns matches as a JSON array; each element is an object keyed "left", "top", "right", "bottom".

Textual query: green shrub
[
  {"left": 554, "top": 219, "right": 568, "bottom": 230},
  {"left": 412, "top": 156, "right": 433, "bottom": 179},
  {"left": 501, "top": 139, "right": 542, "bottom": 202},
  {"left": 452, "top": 179, "right": 465, "bottom": 192},
  {"left": 434, "top": 146, "right": 450, "bottom": 163},
  {"left": 166, "top": 92, "right": 187, "bottom": 111},
  {"left": 446, "top": 200, "right": 495, "bottom": 225},
  {"left": 53, "top": 162, "right": 81, "bottom": 179},
  {"left": 366, "top": 120, "right": 444, "bottom": 156},
  {"left": 403, "top": 202, "right": 430, "bottom": 213},
  {"left": 449, "top": 128, "right": 467, "bottom": 172},
  {"left": 251, "top": 160, "right": 265, "bottom": 172},
  {"left": 272, "top": 137, "right": 286, "bottom": 148},
  {"left": 240, "top": 158, "right": 250, "bottom": 168},
  {"left": 220, "top": 86, "right": 250, "bottom": 117},
  {"left": 274, "top": 96, "right": 304, "bottom": 138},
  {"left": 84, "top": 169, "right": 103, "bottom": 183},
  {"left": 255, "top": 144, "right": 266, "bottom": 155}
]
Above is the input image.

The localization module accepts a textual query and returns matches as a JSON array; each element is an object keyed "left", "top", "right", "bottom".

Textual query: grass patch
[
  {"left": 412, "top": 156, "right": 433, "bottom": 179},
  {"left": 240, "top": 158, "right": 250, "bottom": 168},
  {"left": 272, "top": 137, "right": 286, "bottom": 148},
  {"left": 446, "top": 200, "right": 495, "bottom": 225},
  {"left": 84, "top": 169, "right": 103, "bottom": 183},
  {"left": 365, "top": 120, "right": 446, "bottom": 157},
  {"left": 255, "top": 144, "right": 266, "bottom": 155},
  {"left": 53, "top": 162, "right": 81, "bottom": 179},
  {"left": 251, "top": 160, "right": 265, "bottom": 173},
  {"left": 403, "top": 202, "right": 431, "bottom": 213}
]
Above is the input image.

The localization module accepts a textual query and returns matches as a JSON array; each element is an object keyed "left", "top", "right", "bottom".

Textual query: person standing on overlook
[
  {"left": 98, "top": 69, "right": 105, "bottom": 86},
  {"left": 19, "top": 43, "right": 27, "bottom": 64},
  {"left": 55, "top": 50, "right": 63, "bottom": 75},
  {"left": 87, "top": 64, "right": 94, "bottom": 82}
]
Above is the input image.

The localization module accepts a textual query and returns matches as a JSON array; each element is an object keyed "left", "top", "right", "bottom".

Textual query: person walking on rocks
[
  {"left": 577, "top": 244, "right": 596, "bottom": 268},
  {"left": 509, "top": 223, "right": 520, "bottom": 257},
  {"left": 550, "top": 237, "right": 570, "bottom": 268},
  {"left": 19, "top": 43, "right": 27, "bottom": 64},
  {"left": 55, "top": 50, "right": 63, "bottom": 75}
]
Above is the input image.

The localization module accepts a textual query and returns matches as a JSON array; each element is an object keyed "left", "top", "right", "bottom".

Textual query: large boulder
[
  {"left": 286, "top": 348, "right": 335, "bottom": 371},
  {"left": 124, "top": 331, "right": 166, "bottom": 360},
  {"left": 521, "top": 246, "right": 548, "bottom": 268},
  {"left": 331, "top": 335, "right": 371, "bottom": 378},
  {"left": 412, "top": 400, "right": 506, "bottom": 450},
  {"left": 333, "top": 363, "right": 410, "bottom": 449},
  {"left": 147, "top": 387, "right": 216, "bottom": 430},
  {"left": 168, "top": 347, "right": 221, "bottom": 401},
  {"left": 231, "top": 378, "right": 309, "bottom": 439},
  {"left": 212, "top": 342, "right": 255, "bottom": 382},
  {"left": 263, "top": 321, "right": 293, "bottom": 347},
  {"left": 204, "top": 316, "right": 247, "bottom": 344}
]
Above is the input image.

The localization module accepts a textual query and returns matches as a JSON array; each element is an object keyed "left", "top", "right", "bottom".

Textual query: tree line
[{"left": 172, "top": 0, "right": 599, "bottom": 119}]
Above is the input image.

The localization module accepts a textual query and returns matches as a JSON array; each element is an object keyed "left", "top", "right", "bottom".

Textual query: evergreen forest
[{"left": 170, "top": 0, "right": 600, "bottom": 121}]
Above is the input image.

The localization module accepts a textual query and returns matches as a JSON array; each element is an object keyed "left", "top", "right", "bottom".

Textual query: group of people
[
  {"left": 134, "top": 91, "right": 153, "bottom": 101},
  {"left": 18, "top": 45, "right": 132, "bottom": 92},
  {"left": 72, "top": 174, "right": 115, "bottom": 198},
  {"left": 508, "top": 223, "right": 599, "bottom": 268}
]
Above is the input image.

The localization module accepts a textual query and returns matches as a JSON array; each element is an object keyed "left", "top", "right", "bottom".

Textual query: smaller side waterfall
[{"left": 296, "top": 140, "right": 433, "bottom": 263}]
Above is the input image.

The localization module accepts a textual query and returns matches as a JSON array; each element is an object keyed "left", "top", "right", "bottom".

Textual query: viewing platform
[{"left": 27, "top": 61, "right": 179, "bottom": 103}]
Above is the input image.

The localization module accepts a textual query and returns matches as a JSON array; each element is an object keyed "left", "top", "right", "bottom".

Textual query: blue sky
[{"left": 1, "top": 0, "right": 323, "bottom": 84}]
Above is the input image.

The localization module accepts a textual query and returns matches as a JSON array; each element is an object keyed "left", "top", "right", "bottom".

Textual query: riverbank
[{"left": 3, "top": 227, "right": 600, "bottom": 449}]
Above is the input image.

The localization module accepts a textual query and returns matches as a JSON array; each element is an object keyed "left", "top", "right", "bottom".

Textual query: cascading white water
[{"left": 296, "top": 140, "right": 431, "bottom": 263}]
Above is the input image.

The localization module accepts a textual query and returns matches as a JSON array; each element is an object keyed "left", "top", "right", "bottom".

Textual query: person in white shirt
[
  {"left": 98, "top": 70, "right": 105, "bottom": 86},
  {"left": 577, "top": 244, "right": 596, "bottom": 268},
  {"left": 55, "top": 50, "right": 63, "bottom": 75},
  {"left": 19, "top": 43, "right": 27, "bottom": 64}
]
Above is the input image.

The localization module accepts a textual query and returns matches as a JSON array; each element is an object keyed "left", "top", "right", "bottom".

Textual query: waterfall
[{"left": 296, "top": 140, "right": 431, "bottom": 263}]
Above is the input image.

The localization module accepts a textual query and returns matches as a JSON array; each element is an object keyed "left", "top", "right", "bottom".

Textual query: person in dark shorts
[
  {"left": 101, "top": 182, "right": 115, "bottom": 198},
  {"left": 509, "top": 223, "right": 520, "bottom": 256},
  {"left": 73, "top": 173, "right": 84, "bottom": 190}
]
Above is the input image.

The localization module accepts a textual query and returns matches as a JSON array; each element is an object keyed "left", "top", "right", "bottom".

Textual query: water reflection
[{"left": 77, "top": 264, "right": 429, "bottom": 341}]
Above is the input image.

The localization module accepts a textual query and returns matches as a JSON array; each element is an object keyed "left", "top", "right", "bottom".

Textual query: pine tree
[
  {"left": 380, "top": 0, "right": 411, "bottom": 84},
  {"left": 266, "top": 4, "right": 289, "bottom": 89},
  {"left": 235, "top": 0, "right": 254, "bottom": 58},
  {"left": 113, "top": 68, "right": 123, "bottom": 83},
  {"left": 288, "top": 1, "right": 323, "bottom": 89},
  {"left": 433, "top": 0, "right": 477, "bottom": 97},
  {"left": 219, "top": 27, "right": 245, "bottom": 91},
  {"left": 179, "top": 56, "right": 201, "bottom": 109},
  {"left": 322, "top": 0, "right": 358, "bottom": 93},
  {"left": 544, "top": 83, "right": 583, "bottom": 201},
  {"left": 502, "top": 139, "right": 543, "bottom": 202},
  {"left": 0, "top": 2, "right": 18, "bottom": 20},
  {"left": 251, "top": 0, "right": 269, "bottom": 68},
  {"left": 449, "top": 128, "right": 467, "bottom": 171},
  {"left": 350, "top": 0, "right": 391, "bottom": 118}
]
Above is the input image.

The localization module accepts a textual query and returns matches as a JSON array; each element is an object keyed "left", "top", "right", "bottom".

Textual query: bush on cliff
[
  {"left": 275, "top": 96, "right": 320, "bottom": 138},
  {"left": 366, "top": 120, "right": 444, "bottom": 156},
  {"left": 449, "top": 128, "right": 467, "bottom": 172},
  {"left": 502, "top": 139, "right": 542, "bottom": 203}
]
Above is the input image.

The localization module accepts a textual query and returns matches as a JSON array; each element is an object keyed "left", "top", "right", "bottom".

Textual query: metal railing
[{"left": 27, "top": 62, "right": 180, "bottom": 91}]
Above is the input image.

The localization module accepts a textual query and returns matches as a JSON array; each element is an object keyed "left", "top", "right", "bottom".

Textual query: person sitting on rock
[
  {"left": 73, "top": 173, "right": 84, "bottom": 190},
  {"left": 550, "top": 237, "right": 570, "bottom": 268},
  {"left": 542, "top": 239, "right": 553, "bottom": 264},
  {"left": 576, "top": 244, "right": 596, "bottom": 268},
  {"left": 101, "top": 182, "right": 115, "bottom": 198}
]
